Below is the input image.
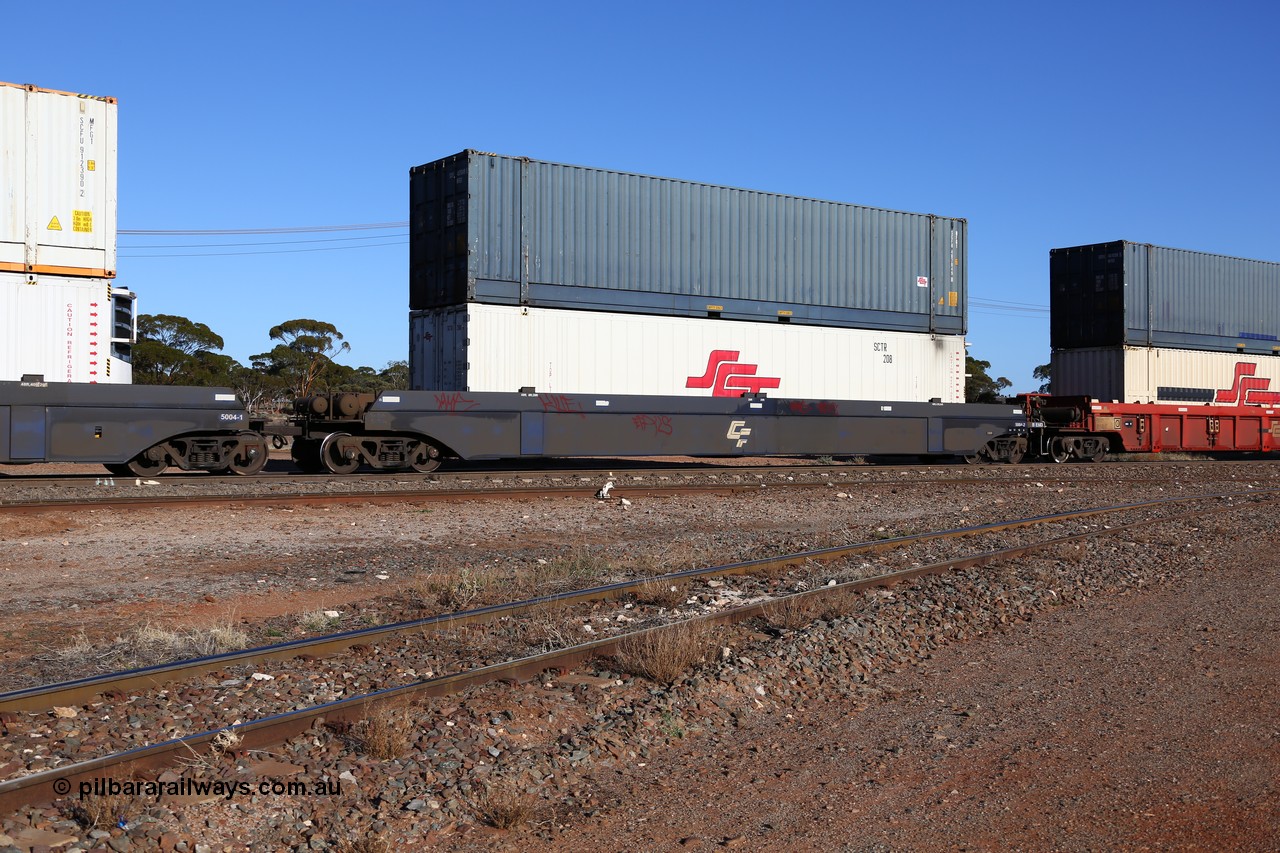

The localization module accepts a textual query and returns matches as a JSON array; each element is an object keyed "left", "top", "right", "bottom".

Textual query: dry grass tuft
[
  {"left": 354, "top": 701, "right": 418, "bottom": 760},
  {"left": 762, "top": 594, "right": 817, "bottom": 630},
  {"left": 71, "top": 790, "right": 140, "bottom": 830},
  {"left": 525, "top": 549, "right": 614, "bottom": 593},
  {"left": 508, "top": 601, "right": 578, "bottom": 653},
  {"left": 477, "top": 783, "right": 537, "bottom": 829},
  {"left": 297, "top": 610, "right": 341, "bottom": 632},
  {"left": 40, "top": 621, "right": 249, "bottom": 683},
  {"left": 131, "top": 622, "right": 250, "bottom": 660},
  {"left": 815, "top": 589, "right": 861, "bottom": 622},
  {"left": 632, "top": 578, "right": 687, "bottom": 609},
  {"left": 613, "top": 621, "right": 719, "bottom": 685},
  {"left": 411, "top": 567, "right": 493, "bottom": 610},
  {"left": 333, "top": 831, "right": 394, "bottom": 853}
]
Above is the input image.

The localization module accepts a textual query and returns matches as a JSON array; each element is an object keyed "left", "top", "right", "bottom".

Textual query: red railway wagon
[{"left": 1024, "top": 395, "right": 1280, "bottom": 461}]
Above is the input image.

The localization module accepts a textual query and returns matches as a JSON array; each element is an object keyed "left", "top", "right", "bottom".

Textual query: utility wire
[
  {"left": 120, "top": 240, "right": 407, "bottom": 259},
  {"left": 119, "top": 222, "right": 409, "bottom": 235},
  {"left": 121, "top": 232, "right": 407, "bottom": 249}
]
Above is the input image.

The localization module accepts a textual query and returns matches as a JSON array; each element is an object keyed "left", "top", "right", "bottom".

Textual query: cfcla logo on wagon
[{"left": 687, "top": 350, "right": 782, "bottom": 397}]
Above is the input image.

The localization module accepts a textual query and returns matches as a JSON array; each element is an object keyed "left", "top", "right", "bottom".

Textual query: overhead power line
[
  {"left": 119, "top": 222, "right": 409, "bottom": 235},
  {"left": 120, "top": 239, "right": 407, "bottom": 259},
  {"left": 121, "top": 233, "right": 407, "bottom": 249}
]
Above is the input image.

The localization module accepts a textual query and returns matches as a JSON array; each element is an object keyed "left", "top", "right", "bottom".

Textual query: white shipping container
[
  {"left": 0, "top": 272, "right": 133, "bottom": 384},
  {"left": 1, "top": 82, "right": 117, "bottom": 277},
  {"left": 1052, "top": 346, "right": 1280, "bottom": 406},
  {"left": 411, "top": 304, "right": 966, "bottom": 402}
]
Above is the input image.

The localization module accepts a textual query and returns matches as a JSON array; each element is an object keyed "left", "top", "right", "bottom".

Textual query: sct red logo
[
  {"left": 1214, "top": 362, "right": 1280, "bottom": 406},
  {"left": 687, "top": 350, "right": 781, "bottom": 397}
]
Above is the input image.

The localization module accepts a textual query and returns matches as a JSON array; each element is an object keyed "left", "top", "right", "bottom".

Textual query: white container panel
[
  {"left": 411, "top": 304, "right": 966, "bottom": 402},
  {"left": 0, "top": 273, "right": 132, "bottom": 384},
  {"left": 1052, "top": 346, "right": 1280, "bottom": 405},
  {"left": 0, "top": 82, "right": 117, "bottom": 277}
]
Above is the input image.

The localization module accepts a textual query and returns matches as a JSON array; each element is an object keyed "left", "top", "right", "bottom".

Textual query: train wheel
[
  {"left": 410, "top": 441, "right": 441, "bottom": 473},
  {"left": 1049, "top": 437, "right": 1071, "bottom": 464},
  {"left": 291, "top": 439, "right": 324, "bottom": 474},
  {"left": 227, "top": 433, "right": 270, "bottom": 476},
  {"left": 1087, "top": 439, "right": 1108, "bottom": 463},
  {"left": 121, "top": 452, "right": 168, "bottom": 477},
  {"left": 320, "top": 432, "right": 361, "bottom": 475},
  {"left": 1005, "top": 438, "right": 1026, "bottom": 465}
]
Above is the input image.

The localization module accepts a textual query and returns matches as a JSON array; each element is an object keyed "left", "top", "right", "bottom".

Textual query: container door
[
  {"left": 929, "top": 217, "right": 965, "bottom": 334},
  {"left": 9, "top": 405, "right": 45, "bottom": 459}
]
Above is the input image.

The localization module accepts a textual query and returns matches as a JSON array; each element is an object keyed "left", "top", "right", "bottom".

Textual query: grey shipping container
[
  {"left": 1050, "top": 241, "right": 1280, "bottom": 354},
  {"left": 410, "top": 151, "right": 966, "bottom": 334}
]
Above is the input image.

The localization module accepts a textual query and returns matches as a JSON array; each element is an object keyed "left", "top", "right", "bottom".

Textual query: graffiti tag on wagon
[
  {"left": 787, "top": 400, "right": 840, "bottom": 416},
  {"left": 632, "top": 414, "right": 673, "bottom": 436},
  {"left": 435, "top": 392, "right": 479, "bottom": 413},
  {"left": 539, "top": 394, "right": 586, "bottom": 417}
]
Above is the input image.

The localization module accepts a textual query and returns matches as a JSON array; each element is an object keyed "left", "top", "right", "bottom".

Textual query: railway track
[
  {"left": 2, "top": 459, "right": 1268, "bottom": 512},
  {"left": 1, "top": 487, "right": 1272, "bottom": 813}
]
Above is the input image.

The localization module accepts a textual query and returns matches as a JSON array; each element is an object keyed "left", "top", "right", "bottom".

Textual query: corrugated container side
[
  {"left": 0, "top": 82, "right": 117, "bottom": 278},
  {"left": 1051, "top": 346, "right": 1280, "bottom": 405},
  {"left": 410, "top": 304, "right": 966, "bottom": 402},
  {"left": 0, "top": 272, "right": 132, "bottom": 383},
  {"left": 410, "top": 151, "right": 966, "bottom": 334},
  {"left": 1050, "top": 241, "right": 1280, "bottom": 353}
]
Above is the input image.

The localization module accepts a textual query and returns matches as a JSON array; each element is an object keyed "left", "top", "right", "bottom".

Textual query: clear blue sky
[{"left": 5, "top": 1, "right": 1277, "bottom": 393}]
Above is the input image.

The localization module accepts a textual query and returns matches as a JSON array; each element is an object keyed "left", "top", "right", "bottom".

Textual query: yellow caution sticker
[
  {"left": 73, "top": 210, "right": 93, "bottom": 233},
  {"left": 87, "top": 160, "right": 96, "bottom": 172},
  {"left": 47, "top": 216, "right": 62, "bottom": 231},
  {"left": 948, "top": 291, "right": 958, "bottom": 307}
]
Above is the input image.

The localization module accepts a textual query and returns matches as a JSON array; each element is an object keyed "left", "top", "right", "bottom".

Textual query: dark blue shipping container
[
  {"left": 1050, "top": 241, "right": 1280, "bottom": 354},
  {"left": 410, "top": 151, "right": 966, "bottom": 334}
]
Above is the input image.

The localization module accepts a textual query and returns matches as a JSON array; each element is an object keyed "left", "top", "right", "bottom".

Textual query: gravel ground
[{"left": 0, "top": 460, "right": 1277, "bottom": 851}]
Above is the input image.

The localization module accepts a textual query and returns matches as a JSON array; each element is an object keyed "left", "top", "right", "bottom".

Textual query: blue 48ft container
[
  {"left": 410, "top": 151, "right": 967, "bottom": 335},
  {"left": 1050, "top": 241, "right": 1280, "bottom": 354}
]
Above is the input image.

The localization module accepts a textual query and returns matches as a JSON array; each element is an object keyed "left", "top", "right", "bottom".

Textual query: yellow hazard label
[
  {"left": 47, "top": 216, "right": 62, "bottom": 231},
  {"left": 87, "top": 160, "right": 96, "bottom": 171},
  {"left": 73, "top": 210, "right": 93, "bottom": 233},
  {"left": 948, "top": 291, "right": 958, "bottom": 307}
]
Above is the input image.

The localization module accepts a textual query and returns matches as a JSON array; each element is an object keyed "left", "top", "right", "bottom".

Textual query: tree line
[
  {"left": 965, "top": 356, "right": 1051, "bottom": 403},
  {"left": 133, "top": 313, "right": 1051, "bottom": 411},
  {"left": 131, "top": 314, "right": 406, "bottom": 413}
]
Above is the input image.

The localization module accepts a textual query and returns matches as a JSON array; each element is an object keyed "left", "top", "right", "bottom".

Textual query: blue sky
[{"left": 5, "top": 1, "right": 1277, "bottom": 393}]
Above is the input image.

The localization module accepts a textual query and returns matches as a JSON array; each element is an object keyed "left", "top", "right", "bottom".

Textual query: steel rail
[
  {"left": 0, "top": 493, "right": 1268, "bottom": 814},
  {"left": 4, "top": 488, "right": 1272, "bottom": 714},
  {"left": 0, "top": 483, "right": 771, "bottom": 513},
  {"left": 0, "top": 468, "right": 1256, "bottom": 512}
]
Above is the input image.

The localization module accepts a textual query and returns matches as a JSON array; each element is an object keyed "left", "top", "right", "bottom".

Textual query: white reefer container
[
  {"left": 0, "top": 272, "right": 134, "bottom": 384},
  {"left": 410, "top": 304, "right": 967, "bottom": 402},
  {"left": 0, "top": 82, "right": 117, "bottom": 277},
  {"left": 1052, "top": 346, "right": 1280, "bottom": 406}
]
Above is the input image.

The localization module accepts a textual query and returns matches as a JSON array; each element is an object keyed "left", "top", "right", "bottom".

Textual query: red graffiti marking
[
  {"left": 787, "top": 401, "right": 839, "bottom": 416},
  {"left": 1214, "top": 363, "right": 1280, "bottom": 406},
  {"left": 434, "top": 392, "right": 478, "bottom": 412},
  {"left": 686, "top": 350, "right": 782, "bottom": 397},
  {"left": 540, "top": 394, "right": 586, "bottom": 417},
  {"left": 632, "top": 414, "right": 673, "bottom": 436}
]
